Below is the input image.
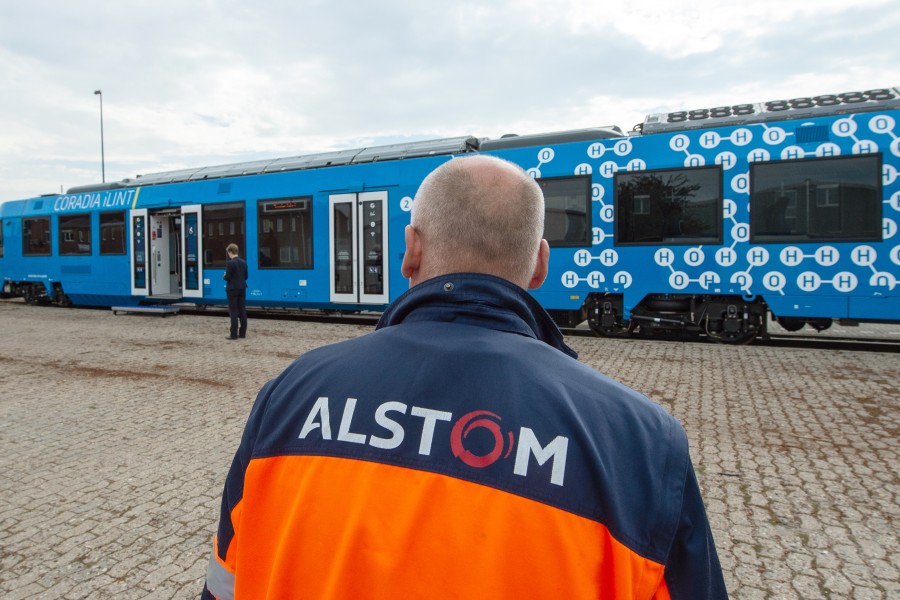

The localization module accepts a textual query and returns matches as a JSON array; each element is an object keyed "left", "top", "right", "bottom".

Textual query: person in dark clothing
[{"left": 223, "top": 243, "right": 248, "bottom": 339}]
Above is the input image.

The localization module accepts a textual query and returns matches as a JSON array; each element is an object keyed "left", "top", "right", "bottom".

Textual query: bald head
[{"left": 402, "top": 155, "right": 549, "bottom": 289}]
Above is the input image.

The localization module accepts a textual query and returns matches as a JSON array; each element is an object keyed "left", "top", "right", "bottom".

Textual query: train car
[{"left": 1, "top": 86, "right": 898, "bottom": 343}]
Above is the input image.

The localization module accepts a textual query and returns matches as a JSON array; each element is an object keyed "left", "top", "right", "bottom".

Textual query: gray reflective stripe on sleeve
[{"left": 206, "top": 550, "right": 236, "bottom": 600}]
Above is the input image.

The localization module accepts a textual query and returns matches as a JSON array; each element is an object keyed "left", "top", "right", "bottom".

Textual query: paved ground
[{"left": 0, "top": 301, "right": 897, "bottom": 599}]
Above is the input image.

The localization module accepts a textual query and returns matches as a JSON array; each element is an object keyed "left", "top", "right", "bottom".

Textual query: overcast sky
[{"left": 1, "top": 0, "right": 898, "bottom": 202}]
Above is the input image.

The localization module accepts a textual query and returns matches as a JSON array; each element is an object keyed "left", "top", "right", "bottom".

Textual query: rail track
[
  {"left": 207, "top": 304, "right": 900, "bottom": 353},
  {"left": 5, "top": 298, "right": 898, "bottom": 353},
  {"left": 559, "top": 324, "right": 900, "bottom": 353}
]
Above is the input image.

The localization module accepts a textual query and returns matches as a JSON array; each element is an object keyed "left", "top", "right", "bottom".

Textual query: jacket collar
[{"left": 376, "top": 273, "right": 577, "bottom": 359}]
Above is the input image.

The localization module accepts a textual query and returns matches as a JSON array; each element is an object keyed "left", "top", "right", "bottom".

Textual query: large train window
[
  {"left": 203, "top": 202, "right": 245, "bottom": 268},
  {"left": 750, "top": 154, "right": 882, "bottom": 243},
  {"left": 614, "top": 166, "right": 722, "bottom": 245},
  {"left": 59, "top": 213, "right": 92, "bottom": 256},
  {"left": 538, "top": 175, "right": 592, "bottom": 247},
  {"left": 99, "top": 211, "right": 126, "bottom": 255},
  {"left": 23, "top": 217, "right": 52, "bottom": 256},
  {"left": 257, "top": 197, "right": 313, "bottom": 269}
]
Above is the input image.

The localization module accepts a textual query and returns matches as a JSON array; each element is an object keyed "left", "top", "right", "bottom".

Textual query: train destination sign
[{"left": 53, "top": 189, "right": 137, "bottom": 213}]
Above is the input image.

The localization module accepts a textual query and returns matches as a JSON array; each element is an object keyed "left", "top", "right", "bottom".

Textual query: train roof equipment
[{"left": 640, "top": 86, "right": 900, "bottom": 133}]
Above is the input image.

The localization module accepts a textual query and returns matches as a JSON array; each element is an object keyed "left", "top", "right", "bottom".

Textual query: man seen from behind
[{"left": 201, "top": 155, "right": 728, "bottom": 599}]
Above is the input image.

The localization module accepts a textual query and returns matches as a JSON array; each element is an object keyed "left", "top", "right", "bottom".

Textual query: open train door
[
  {"left": 180, "top": 204, "right": 203, "bottom": 299},
  {"left": 129, "top": 208, "right": 149, "bottom": 296},
  {"left": 329, "top": 191, "right": 389, "bottom": 306}
]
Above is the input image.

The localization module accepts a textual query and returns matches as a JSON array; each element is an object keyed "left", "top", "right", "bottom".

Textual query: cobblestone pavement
[{"left": 0, "top": 301, "right": 897, "bottom": 599}]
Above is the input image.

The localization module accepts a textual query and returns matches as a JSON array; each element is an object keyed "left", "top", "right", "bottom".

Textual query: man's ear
[
  {"left": 527, "top": 239, "right": 550, "bottom": 290},
  {"left": 401, "top": 225, "right": 423, "bottom": 284}
]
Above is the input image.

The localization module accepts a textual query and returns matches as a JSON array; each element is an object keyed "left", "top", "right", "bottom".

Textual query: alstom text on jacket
[{"left": 298, "top": 396, "right": 569, "bottom": 486}]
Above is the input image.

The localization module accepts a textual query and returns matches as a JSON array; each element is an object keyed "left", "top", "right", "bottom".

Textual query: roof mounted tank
[{"left": 478, "top": 126, "right": 625, "bottom": 151}]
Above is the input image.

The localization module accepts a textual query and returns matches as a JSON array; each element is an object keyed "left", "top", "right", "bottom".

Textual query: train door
[
  {"left": 149, "top": 213, "right": 173, "bottom": 296},
  {"left": 130, "top": 208, "right": 149, "bottom": 296},
  {"left": 180, "top": 205, "right": 203, "bottom": 299},
  {"left": 328, "top": 191, "right": 389, "bottom": 305}
]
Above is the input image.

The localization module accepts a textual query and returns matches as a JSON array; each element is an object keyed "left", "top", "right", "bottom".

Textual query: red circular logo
[{"left": 450, "top": 410, "right": 514, "bottom": 468}]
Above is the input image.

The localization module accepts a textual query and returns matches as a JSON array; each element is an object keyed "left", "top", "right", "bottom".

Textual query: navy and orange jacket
[{"left": 203, "top": 273, "right": 728, "bottom": 599}]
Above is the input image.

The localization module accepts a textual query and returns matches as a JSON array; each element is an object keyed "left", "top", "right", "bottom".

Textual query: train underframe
[
  {"left": 563, "top": 293, "right": 837, "bottom": 344},
  {"left": 2, "top": 281, "right": 71, "bottom": 307},
  {"left": 5, "top": 280, "right": 837, "bottom": 344},
  {"left": 576, "top": 293, "right": 775, "bottom": 344}
]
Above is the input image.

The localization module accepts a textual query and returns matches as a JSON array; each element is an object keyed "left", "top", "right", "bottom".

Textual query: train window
[
  {"left": 99, "top": 211, "right": 126, "bottom": 255},
  {"left": 614, "top": 166, "right": 722, "bottom": 245},
  {"left": 59, "top": 213, "right": 92, "bottom": 256},
  {"left": 23, "top": 217, "right": 52, "bottom": 256},
  {"left": 257, "top": 198, "right": 313, "bottom": 269},
  {"left": 203, "top": 202, "right": 246, "bottom": 268},
  {"left": 750, "top": 154, "right": 882, "bottom": 243},
  {"left": 538, "top": 175, "right": 592, "bottom": 247}
]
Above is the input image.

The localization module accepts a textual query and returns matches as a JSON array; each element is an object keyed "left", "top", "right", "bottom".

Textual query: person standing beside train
[
  {"left": 223, "top": 243, "right": 248, "bottom": 340},
  {"left": 201, "top": 155, "right": 728, "bottom": 599}
]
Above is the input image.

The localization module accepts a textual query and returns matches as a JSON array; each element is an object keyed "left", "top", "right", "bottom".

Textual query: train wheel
[
  {"left": 776, "top": 317, "right": 806, "bottom": 332},
  {"left": 807, "top": 318, "right": 833, "bottom": 331},
  {"left": 586, "top": 297, "right": 634, "bottom": 338},
  {"left": 22, "top": 284, "right": 39, "bottom": 305},
  {"left": 588, "top": 318, "right": 635, "bottom": 338},
  {"left": 708, "top": 328, "right": 758, "bottom": 345}
]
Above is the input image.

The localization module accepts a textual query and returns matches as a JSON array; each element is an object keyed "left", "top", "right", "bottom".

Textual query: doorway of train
[
  {"left": 129, "top": 205, "right": 203, "bottom": 301},
  {"left": 328, "top": 191, "right": 389, "bottom": 306}
]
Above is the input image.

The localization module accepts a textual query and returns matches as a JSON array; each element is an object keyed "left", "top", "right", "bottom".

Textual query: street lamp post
[{"left": 94, "top": 89, "right": 105, "bottom": 183}]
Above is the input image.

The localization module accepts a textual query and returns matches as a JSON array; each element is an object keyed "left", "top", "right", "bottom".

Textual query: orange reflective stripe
[{"left": 231, "top": 455, "right": 667, "bottom": 599}]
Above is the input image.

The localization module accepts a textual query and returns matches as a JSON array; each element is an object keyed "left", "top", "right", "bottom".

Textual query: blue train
[{"left": 2, "top": 87, "right": 899, "bottom": 343}]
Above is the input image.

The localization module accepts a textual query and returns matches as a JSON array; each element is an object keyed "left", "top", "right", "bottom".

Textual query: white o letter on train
[
  {"left": 614, "top": 139, "right": 632, "bottom": 156},
  {"left": 600, "top": 205, "right": 615, "bottom": 223},
  {"left": 731, "top": 222, "right": 750, "bottom": 242},
  {"left": 670, "top": 135, "right": 690, "bottom": 152},
  {"left": 764, "top": 272, "right": 786, "bottom": 292},
  {"left": 684, "top": 247, "right": 705, "bottom": 267},
  {"left": 870, "top": 115, "right": 895, "bottom": 135},
  {"left": 731, "top": 174, "right": 749, "bottom": 194},
  {"left": 763, "top": 127, "right": 786, "bottom": 145},
  {"left": 833, "top": 118, "right": 857, "bottom": 137},
  {"left": 613, "top": 271, "right": 633, "bottom": 288},
  {"left": 731, "top": 271, "right": 752, "bottom": 290},
  {"left": 669, "top": 271, "right": 689, "bottom": 290}
]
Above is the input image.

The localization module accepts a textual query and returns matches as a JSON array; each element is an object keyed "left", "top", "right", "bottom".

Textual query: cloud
[{"left": 0, "top": 0, "right": 898, "bottom": 201}]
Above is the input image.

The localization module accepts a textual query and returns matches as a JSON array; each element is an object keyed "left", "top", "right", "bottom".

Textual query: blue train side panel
[
  {"left": 1, "top": 191, "right": 137, "bottom": 305},
  {"left": 1, "top": 150, "right": 458, "bottom": 310},
  {"left": 481, "top": 100, "right": 898, "bottom": 339}
]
